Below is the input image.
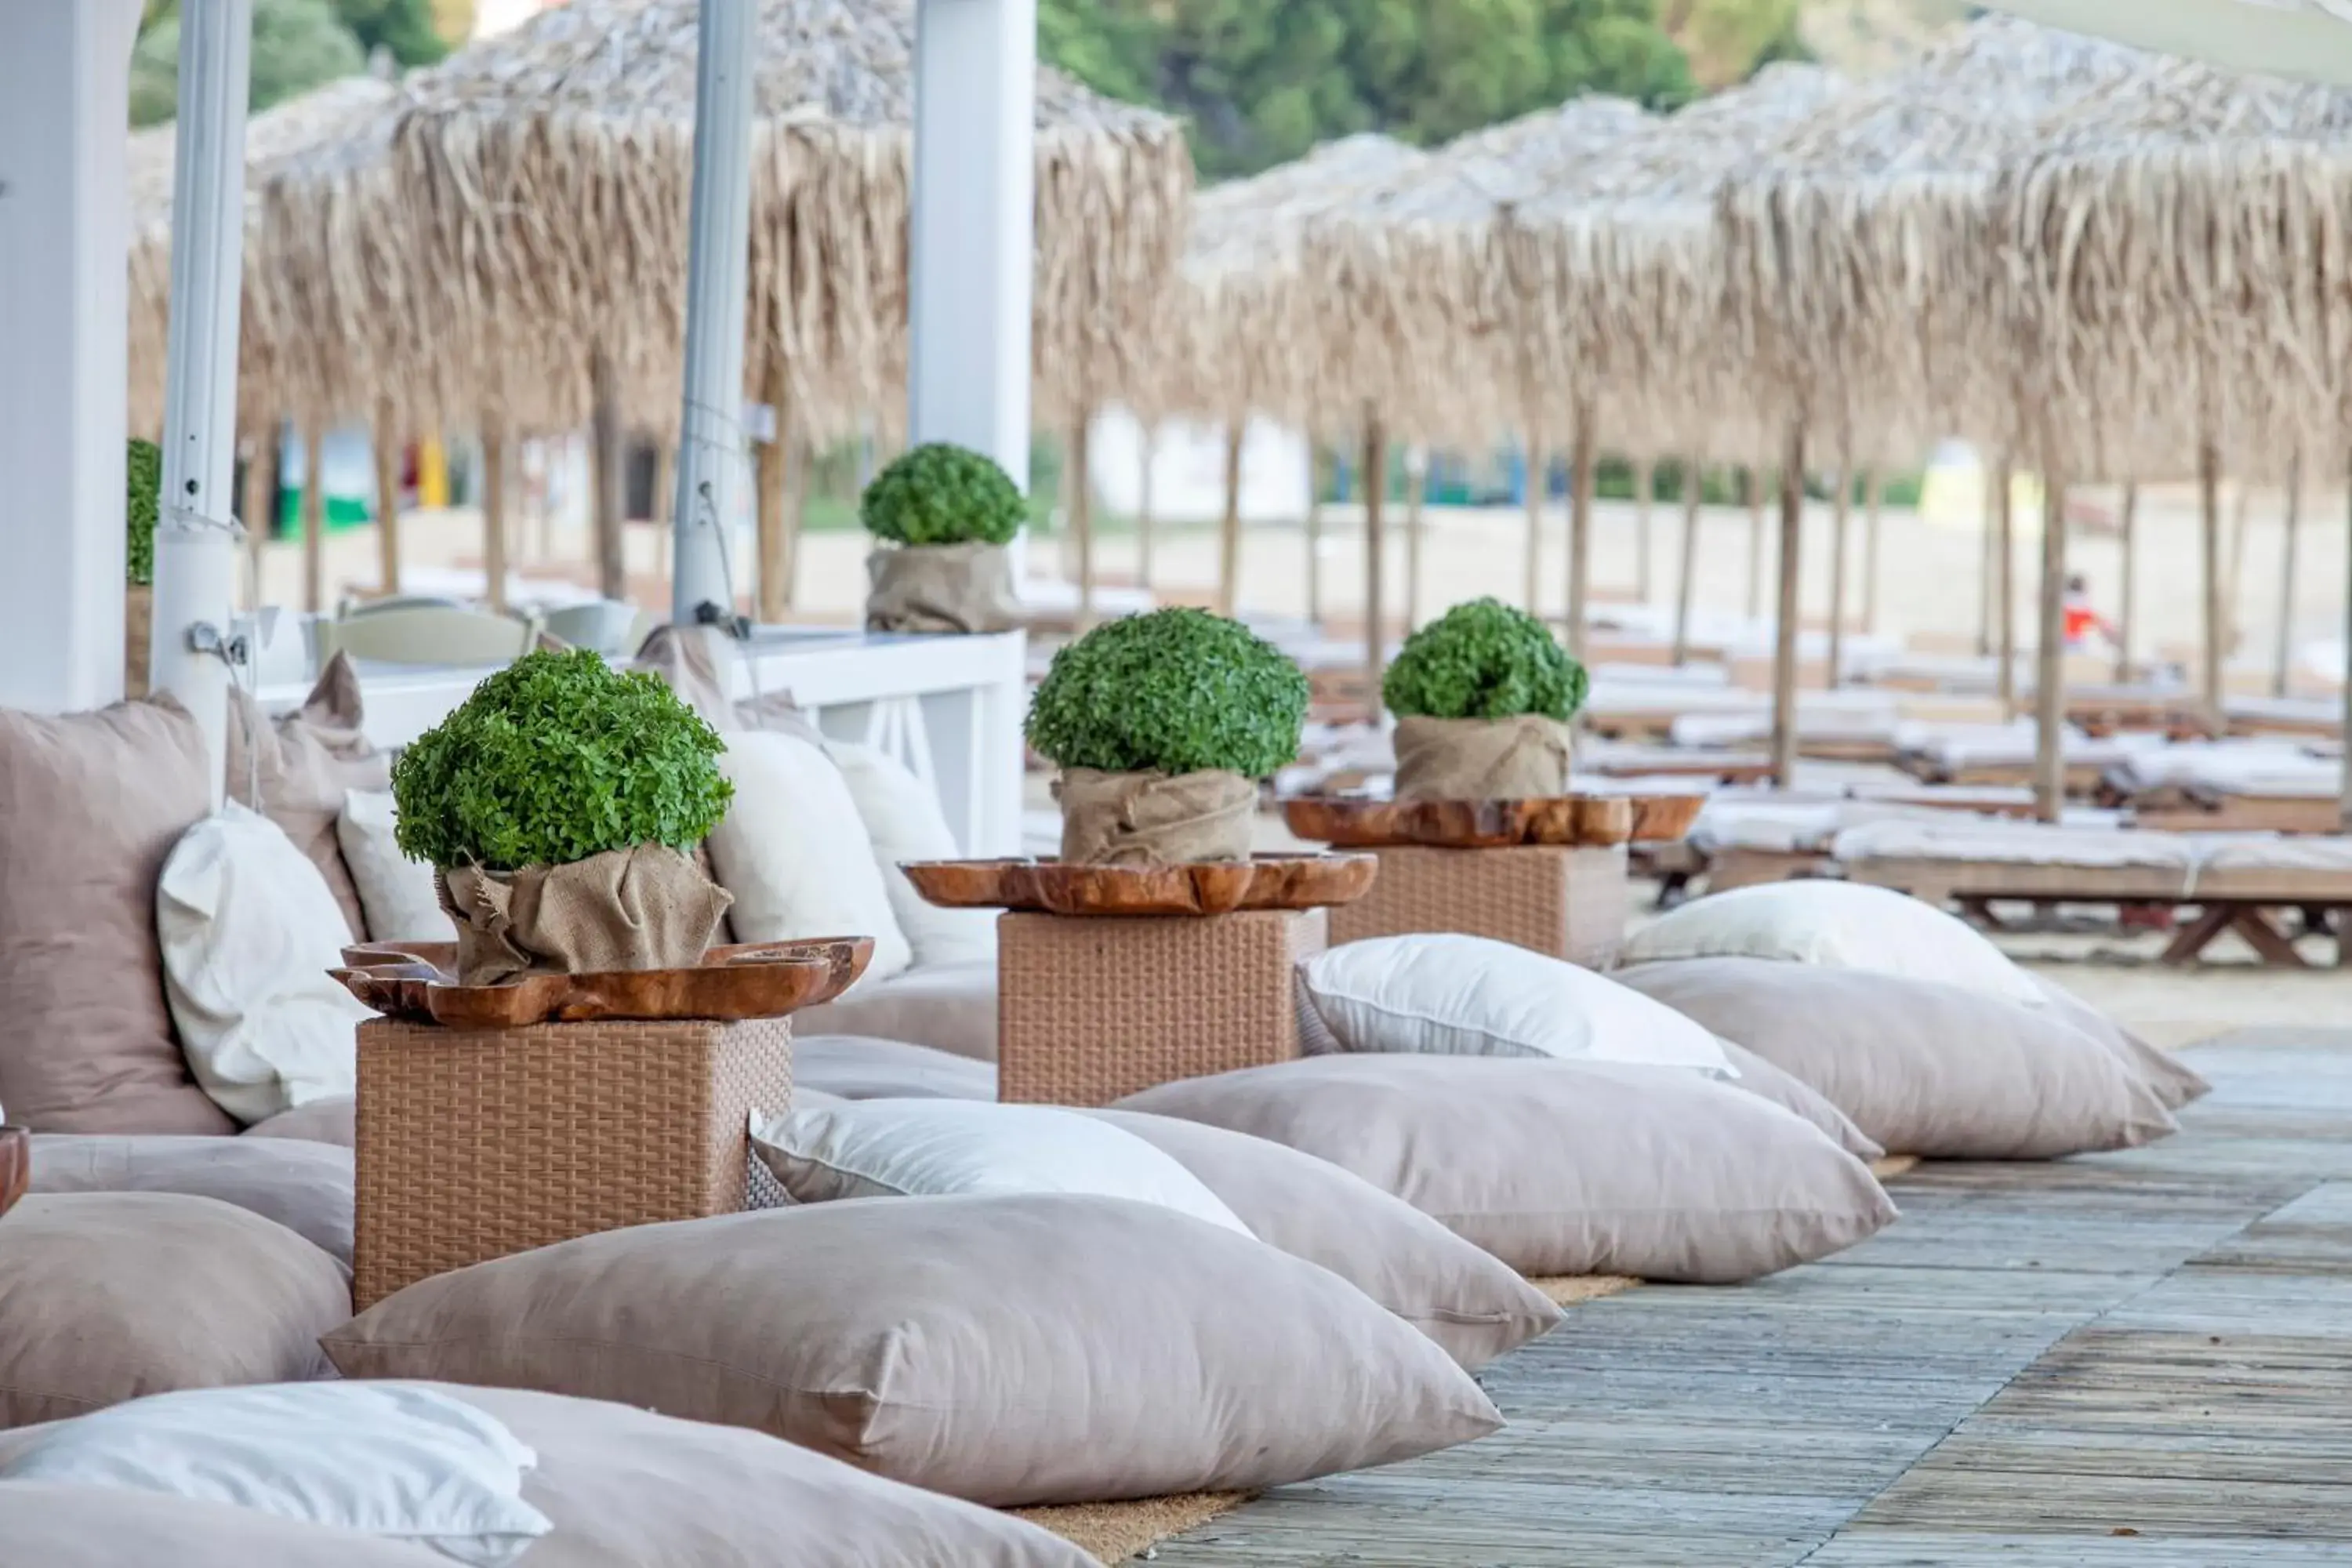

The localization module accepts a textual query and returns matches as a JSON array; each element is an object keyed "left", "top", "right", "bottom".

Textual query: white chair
[{"left": 315, "top": 604, "right": 543, "bottom": 666}]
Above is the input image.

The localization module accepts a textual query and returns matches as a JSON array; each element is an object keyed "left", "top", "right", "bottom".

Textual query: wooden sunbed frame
[
  {"left": 2131, "top": 795, "right": 2342, "bottom": 835},
  {"left": 1896, "top": 754, "right": 2110, "bottom": 793}
]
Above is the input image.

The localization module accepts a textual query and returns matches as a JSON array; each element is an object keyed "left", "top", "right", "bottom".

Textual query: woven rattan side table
[
  {"left": 1324, "top": 844, "right": 1631, "bottom": 967},
  {"left": 353, "top": 1016, "right": 793, "bottom": 1308},
  {"left": 997, "top": 909, "right": 1328, "bottom": 1106}
]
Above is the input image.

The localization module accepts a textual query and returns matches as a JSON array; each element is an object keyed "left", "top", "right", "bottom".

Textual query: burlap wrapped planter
[
  {"left": 1392, "top": 713, "right": 1573, "bottom": 801},
  {"left": 865, "top": 541, "right": 1023, "bottom": 633},
  {"left": 1053, "top": 768, "right": 1256, "bottom": 866},
  {"left": 1326, "top": 844, "right": 1630, "bottom": 968},
  {"left": 997, "top": 909, "right": 1328, "bottom": 1106},
  {"left": 436, "top": 844, "right": 734, "bottom": 986}
]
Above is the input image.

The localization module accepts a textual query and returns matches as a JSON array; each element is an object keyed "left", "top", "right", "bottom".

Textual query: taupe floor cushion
[
  {"left": 1614, "top": 958, "right": 2180, "bottom": 1160},
  {"left": 1083, "top": 1109, "right": 1563, "bottom": 1369},
  {"left": 2024, "top": 973, "right": 2211, "bottom": 1109},
  {"left": 1119, "top": 1055, "right": 1896, "bottom": 1282},
  {"left": 0, "top": 1193, "right": 348, "bottom": 1428},
  {"left": 1716, "top": 1040, "right": 1885, "bottom": 1162},
  {"left": 792, "top": 1034, "right": 999, "bottom": 1101},
  {"left": 242, "top": 1094, "right": 358, "bottom": 1148},
  {"left": 793, "top": 960, "right": 999, "bottom": 1062},
  {"left": 325, "top": 1193, "right": 1501, "bottom": 1507},
  {"left": 29, "top": 1134, "right": 354, "bottom": 1265},
  {"left": 0, "top": 1483, "right": 448, "bottom": 1568}
]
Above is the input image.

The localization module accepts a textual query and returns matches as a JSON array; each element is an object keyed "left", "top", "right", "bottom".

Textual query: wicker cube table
[
  {"left": 1325, "top": 844, "right": 1631, "bottom": 967},
  {"left": 997, "top": 908, "right": 1328, "bottom": 1106},
  {"left": 354, "top": 1016, "right": 793, "bottom": 1308}
]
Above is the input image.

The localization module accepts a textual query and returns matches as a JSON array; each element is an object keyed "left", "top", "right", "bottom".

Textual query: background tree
[{"left": 130, "top": 0, "right": 452, "bottom": 127}]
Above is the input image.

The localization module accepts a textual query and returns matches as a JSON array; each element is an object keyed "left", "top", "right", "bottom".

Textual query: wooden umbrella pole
[
  {"left": 1363, "top": 414, "right": 1388, "bottom": 721},
  {"left": 782, "top": 429, "right": 809, "bottom": 612},
  {"left": 2115, "top": 481, "right": 2139, "bottom": 683},
  {"left": 300, "top": 423, "right": 326, "bottom": 615},
  {"left": 1634, "top": 458, "right": 1655, "bottom": 603},
  {"left": 1403, "top": 452, "right": 1427, "bottom": 632},
  {"left": 1135, "top": 426, "right": 1155, "bottom": 592},
  {"left": 2274, "top": 454, "right": 2302, "bottom": 699},
  {"left": 1825, "top": 459, "right": 1852, "bottom": 691},
  {"left": 372, "top": 404, "right": 402, "bottom": 598},
  {"left": 754, "top": 359, "right": 790, "bottom": 623},
  {"left": 2227, "top": 475, "right": 2253, "bottom": 655},
  {"left": 1566, "top": 401, "right": 1596, "bottom": 663},
  {"left": 1671, "top": 456, "right": 1702, "bottom": 666},
  {"left": 2199, "top": 439, "right": 2224, "bottom": 733},
  {"left": 1521, "top": 435, "right": 1544, "bottom": 615},
  {"left": 1769, "top": 430, "right": 1805, "bottom": 789},
  {"left": 237, "top": 428, "right": 266, "bottom": 611},
  {"left": 2033, "top": 446, "right": 2069, "bottom": 824},
  {"left": 1305, "top": 444, "right": 1323, "bottom": 625},
  {"left": 1860, "top": 468, "right": 1883, "bottom": 636},
  {"left": 1069, "top": 409, "right": 1096, "bottom": 631},
  {"left": 1995, "top": 457, "right": 2016, "bottom": 719},
  {"left": 1744, "top": 465, "right": 1765, "bottom": 621},
  {"left": 652, "top": 441, "right": 675, "bottom": 526},
  {"left": 1215, "top": 419, "right": 1243, "bottom": 619},
  {"left": 481, "top": 430, "right": 509, "bottom": 615},
  {"left": 590, "top": 348, "right": 627, "bottom": 603},
  {"left": 1978, "top": 464, "right": 1998, "bottom": 658}
]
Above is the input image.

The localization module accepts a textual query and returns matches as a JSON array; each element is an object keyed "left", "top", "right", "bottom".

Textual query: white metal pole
[
  {"left": 670, "top": 0, "right": 759, "bottom": 628},
  {"left": 152, "top": 0, "right": 253, "bottom": 806}
]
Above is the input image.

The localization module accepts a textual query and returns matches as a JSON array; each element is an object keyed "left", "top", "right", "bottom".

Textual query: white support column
[
  {"left": 670, "top": 0, "right": 759, "bottom": 628},
  {"left": 0, "top": 0, "right": 143, "bottom": 713},
  {"left": 153, "top": 0, "right": 254, "bottom": 804},
  {"left": 910, "top": 0, "right": 1036, "bottom": 501}
]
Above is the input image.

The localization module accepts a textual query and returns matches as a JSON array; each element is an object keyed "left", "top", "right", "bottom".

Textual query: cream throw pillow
[
  {"left": 1621, "top": 880, "right": 2045, "bottom": 1005},
  {"left": 0, "top": 1381, "right": 551, "bottom": 1567},
  {"left": 706, "top": 732, "right": 912, "bottom": 989},
  {"left": 158, "top": 803, "right": 373, "bottom": 1124},
  {"left": 753, "top": 1100, "right": 1251, "bottom": 1236},
  {"left": 827, "top": 741, "right": 996, "bottom": 967},
  {"left": 1300, "top": 933, "right": 1732, "bottom": 1074},
  {"left": 336, "top": 790, "right": 457, "bottom": 943}
]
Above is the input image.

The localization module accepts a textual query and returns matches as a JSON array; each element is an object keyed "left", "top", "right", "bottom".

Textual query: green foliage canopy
[
  {"left": 391, "top": 648, "right": 734, "bottom": 873},
  {"left": 131, "top": 0, "right": 445, "bottom": 128},
  {"left": 860, "top": 443, "right": 1029, "bottom": 547},
  {"left": 1382, "top": 597, "right": 1590, "bottom": 722},
  {"left": 126, "top": 438, "right": 162, "bottom": 590},
  {"left": 1027, "top": 609, "right": 1309, "bottom": 778}
]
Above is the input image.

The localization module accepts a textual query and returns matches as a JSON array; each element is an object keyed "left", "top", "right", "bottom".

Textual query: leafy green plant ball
[
  {"left": 1026, "top": 608, "right": 1308, "bottom": 778},
  {"left": 859, "top": 442, "right": 1027, "bottom": 546},
  {"left": 1381, "top": 597, "right": 1589, "bottom": 722},
  {"left": 127, "top": 437, "right": 162, "bottom": 588},
  {"left": 390, "top": 648, "right": 734, "bottom": 873}
]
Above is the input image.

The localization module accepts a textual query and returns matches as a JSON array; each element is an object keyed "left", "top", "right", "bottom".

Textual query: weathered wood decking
[{"left": 1156, "top": 1033, "right": 2352, "bottom": 1565}]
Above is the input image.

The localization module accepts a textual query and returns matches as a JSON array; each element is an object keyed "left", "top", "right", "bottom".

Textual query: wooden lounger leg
[
  {"left": 2227, "top": 907, "right": 2309, "bottom": 969},
  {"left": 2159, "top": 905, "right": 2236, "bottom": 967}
]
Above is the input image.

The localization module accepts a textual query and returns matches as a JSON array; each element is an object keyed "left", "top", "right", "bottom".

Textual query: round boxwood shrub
[
  {"left": 859, "top": 442, "right": 1027, "bottom": 547},
  {"left": 391, "top": 648, "right": 734, "bottom": 873},
  {"left": 1382, "top": 597, "right": 1589, "bottom": 723},
  {"left": 127, "top": 437, "right": 162, "bottom": 588},
  {"left": 1026, "top": 608, "right": 1308, "bottom": 778}
]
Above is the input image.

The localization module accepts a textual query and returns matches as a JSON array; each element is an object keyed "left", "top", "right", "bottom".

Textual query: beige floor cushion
[
  {"left": 829, "top": 740, "right": 998, "bottom": 969},
  {"left": 1119, "top": 1055, "right": 1896, "bottom": 1282},
  {"left": 0, "top": 1483, "right": 448, "bottom": 1567},
  {"left": 0, "top": 1193, "right": 348, "bottom": 1429},
  {"left": 325, "top": 1193, "right": 1500, "bottom": 1508},
  {"left": 1716, "top": 1040, "right": 1885, "bottom": 1162},
  {"left": 2024, "top": 973, "right": 2211, "bottom": 1109},
  {"left": 29, "top": 1134, "right": 354, "bottom": 1265},
  {"left": 445, "top": 1384, "right": 1097, "bottom": 1567},
  {"left": 242, "top": 1094, "right": 357, "bottom": 1148},
  {"left": 791, "top": 1034, "right": 998, "bottom": 1101},
  {"left": 793, "top": 960, "right": 999, "bottom": 1062},
  {"left": 1621, "top": 880, "right": 2047, "bottom": 1006},
  {"left": 0, "top": 700, "right": 232, "bottom": 1134},
  {"left": 1084, "top": 1108, "right": 1563, "bottom": 1370},
  {"left": 1615, "top": 958, "right": 2180, "bottom": 1160}
]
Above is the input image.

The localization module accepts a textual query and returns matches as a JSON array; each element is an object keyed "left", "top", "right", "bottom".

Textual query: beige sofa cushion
[
  {"left": 1119, "top": 1054, "right": 1896, "bottom": 1283},
  {"left": 242, "top": 1094, "right": 356, "bottom": 1147},
  {"left": 0, "top": 1193, "right": 348, "bottom": 1429},
  {"left": 0, "top": 1483, "right": 448, "bottom": 1567},
  {"left": 29, "top": 1134, "right": 354, "bottom": 1265},
  {"left": 792, "top": 960, "right": 998, "bottom": 1062},
  {"left": 0, "top": 700, "right": 232, "bottom": 1134},
  {"left": 325, "top": 1193, "right": 1500, "bottom": 1507},
  {"left": 1615, "top": 958, "right": 2179, "bottom": 1160},
  {"left": 791, "top": 1034, "right": 998, "bottom": 1101},
  {"left": 226, "top": 652, "right": 389, "bottom": 942},
  {"left": 1085, "top": 1108, "right": 1563, "bottom": 1369}
]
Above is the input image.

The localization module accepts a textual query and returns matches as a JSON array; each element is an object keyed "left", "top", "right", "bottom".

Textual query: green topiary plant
[
  {"left": 1382, "top": 597, "right": 1589, "bottom": 723},
  {"left": 1027, "top": 608, "right": 1308, "bottom": 778},
  {"left": 390, "top": 648, "right": 734, "bottom": 873},
  {"left": 859, "top": 442, "right": 1028, "bottom": 547},
  {"left": 126, "top": 437, "right": 162, "bottom": 588}
]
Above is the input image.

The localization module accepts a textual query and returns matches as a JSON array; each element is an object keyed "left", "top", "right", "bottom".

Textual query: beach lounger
[
  {"left": 1894, "top": 722, "right": 2164, "bottom": 791},
  {"left": 2226, "top": 695, "right": 2343, "bottom": 740},
  {"left": 2100, "top": 743, "right": 2345, "bottom": 833}
]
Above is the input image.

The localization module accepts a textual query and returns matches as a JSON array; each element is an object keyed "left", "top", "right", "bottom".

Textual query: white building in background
[
  {"left": 1090, "top": 410, "right": 1311, "bottom": 524},
  {"left": 470, "top": 0, "right": 568, "bottom": 40}
]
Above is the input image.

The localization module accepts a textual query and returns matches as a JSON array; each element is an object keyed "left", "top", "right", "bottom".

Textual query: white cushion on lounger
[
  {"left": 790, "top": 960, "right": 998, "bottom": 1062},
  {"left": 1831, "top": 818, "right": 2198, "bottom": 870},
  {"left": 2198, "top": 835, "right": 2352, "bottom": 873}
]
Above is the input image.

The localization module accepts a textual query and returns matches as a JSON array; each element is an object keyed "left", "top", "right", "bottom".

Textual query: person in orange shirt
[{"left": 2062, "top": 574, "right": 2115, "bottom": 649}]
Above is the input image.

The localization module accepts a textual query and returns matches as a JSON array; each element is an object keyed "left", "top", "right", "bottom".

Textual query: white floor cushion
[
  {"left": 828, "top": 741, "right": 996, "bottom": 968},
  {"left": 1300, "top": 934, "right": 1732, "bottom": 1074},
  {"left": 1620, "top": 880, "right": 2045, "bottom": 1005},
  {"left": 158, "top": 802, "right": 372, "bottom": 1124},
  {"left": 753, "top": 1099, "right": 1251, "bottom": 1236},
  {"left": 336, "top": 790, "right": 456, "bottom": 942},
  {"left": 0, "top": 1381, "right": 551, "bottom": 1567},
  {"left": 706, "top": 732, "right": 911, "bottom": 989}
]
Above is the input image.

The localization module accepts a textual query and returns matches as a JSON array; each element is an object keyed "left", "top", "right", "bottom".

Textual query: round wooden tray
[
  {"left": 902, "top": 854, "right": 1378, "bottom": 916},
  {"left": 0, "top": 1127, "right": 27, "bottom": 1222},
  {"left": 1282, "top": 793, "right": 1673, "bottom": 849},
  {"left": 331, "top": 937, "right": 873, "bottom": 1030}
]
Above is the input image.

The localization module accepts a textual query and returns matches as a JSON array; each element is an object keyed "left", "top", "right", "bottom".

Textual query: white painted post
[
  {"left": 0, "top": 0, "right": 143, "bottom": 713},
  {"left": 152, "top": 0, "right": 254, "bottom": 804},
  {"left": 670, "top": 0, "right": 759, "bottom": 628}
]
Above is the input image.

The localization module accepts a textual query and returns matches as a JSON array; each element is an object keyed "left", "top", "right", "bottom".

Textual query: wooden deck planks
[{"left": 1152, "top": 1035, "right": 2352, "bottom": 1566}]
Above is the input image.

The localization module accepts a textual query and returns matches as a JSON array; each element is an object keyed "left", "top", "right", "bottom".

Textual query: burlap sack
[
  {"left": 1392, "top": 714, "right": 1573, "bottom": 801},
  {"left": 865, "top": 543, "right": 1023, "bottom": 634},
  {"left": 437, "top": 844, "right": 735, "bottom": 985},
  {"left": 1054, "top": 768, "right": 1256, "bottom": 866}
]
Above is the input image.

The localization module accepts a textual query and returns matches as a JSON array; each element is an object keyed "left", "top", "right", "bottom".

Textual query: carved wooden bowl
[
  {"left": 1280, "top": 794, "right": 1644, "bottom": 849},
  {"left": 0, "top": 1128, "right": 27, "bottom": 1221},
  {"left": 331, "top": 938, "right": 873, "bottom": 1029},
  {"left": 901, "top": 854, "right": 1379, "bottom": 917},
  {"left": 1622, "top": 793, "right": 1707, "bottom": 843}
]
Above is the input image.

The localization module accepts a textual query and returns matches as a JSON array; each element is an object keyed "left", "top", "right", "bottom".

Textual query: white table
[{"left": 258, "top": 627, "right": 1028, "bottom": 857}]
